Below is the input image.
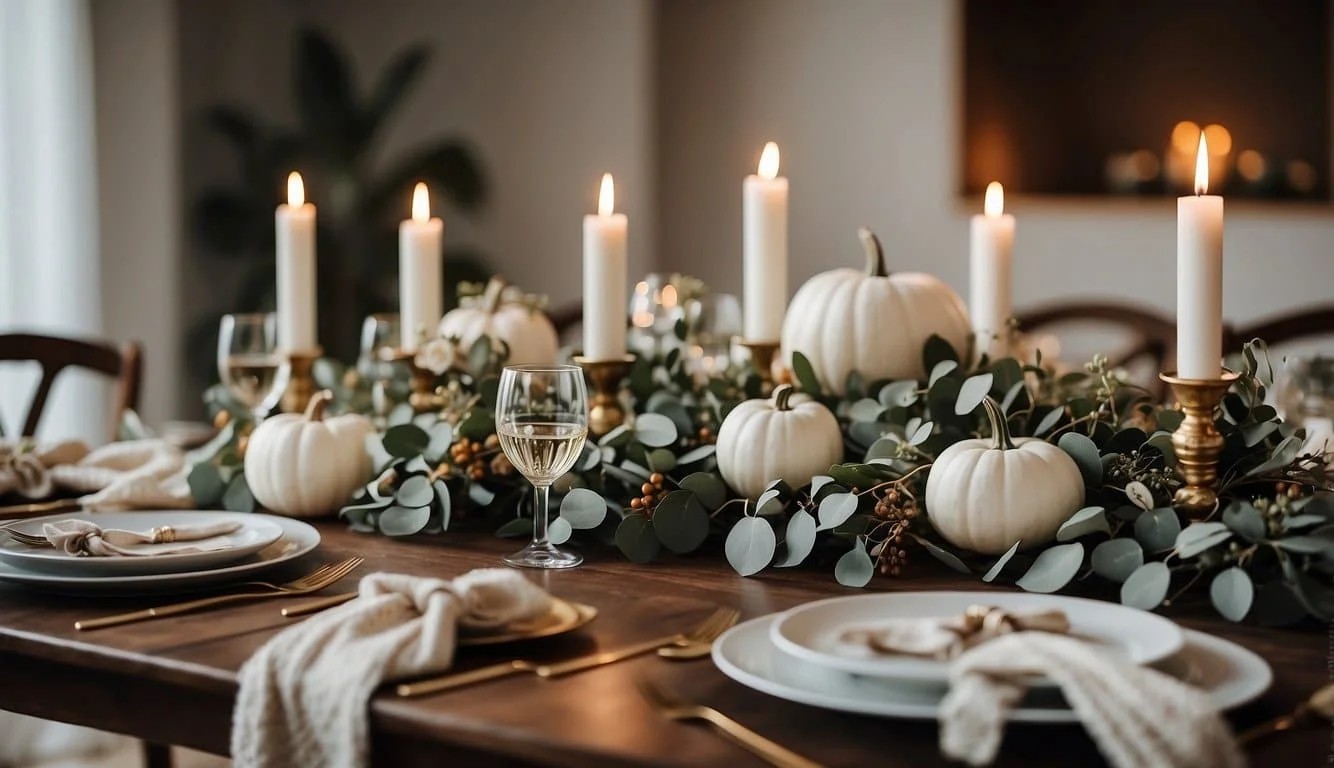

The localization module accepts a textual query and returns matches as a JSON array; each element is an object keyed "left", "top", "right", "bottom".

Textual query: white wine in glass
[
  {"left": 217, "top": 313, "right": 288, "bottom": 422},
  {"left": 495, "top": 364, "right": 589, "bottom": 569}
]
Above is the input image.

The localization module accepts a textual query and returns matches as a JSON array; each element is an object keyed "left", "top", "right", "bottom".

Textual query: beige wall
[{"left": 657, "top": 0, "right": 1334, "bottom": 361}]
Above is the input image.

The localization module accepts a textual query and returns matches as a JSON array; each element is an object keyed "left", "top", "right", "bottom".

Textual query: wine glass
[
  {"left": 495, "top": 364, "right": 589, "bottom": 569},
  {"left": 217, "top": 313, "right": 288, "bottom": 422}
]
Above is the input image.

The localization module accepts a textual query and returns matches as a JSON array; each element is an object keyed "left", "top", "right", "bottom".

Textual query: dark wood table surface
[{"left": 0, "top": 523, "right": 1326, "bottom": 767}]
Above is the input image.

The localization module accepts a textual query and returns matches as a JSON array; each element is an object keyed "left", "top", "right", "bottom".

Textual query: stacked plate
[
  {"left": 0, "top": 510, "right": 321, "bottom": 594},
  {"left": 712, "top": 592, "right": 1272, "bottom": 723}
]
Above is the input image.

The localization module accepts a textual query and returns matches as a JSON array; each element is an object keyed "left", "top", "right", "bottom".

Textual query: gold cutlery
[
  {"left": 1237, "top": 682, "right": 1334, "bottom": 746},
  {"left": 396, "top": 605, "right": 740, "bottom": 698},
  {"left": 282, "top": 591, "right": 357, "bottom": 617},
  {"left": 0, "top": 498, "right": 81, "bottom": 521},
  {"left": 636, "top": 677, "right": 824, "bottom": 768},
  {"left": 74, "top": 556, "right": 365, "bottom": 631},
  {"left": 1, "top": 526, "right": 51, "bottom": 547}
]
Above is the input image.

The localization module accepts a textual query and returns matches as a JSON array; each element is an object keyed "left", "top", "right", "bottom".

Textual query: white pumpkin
[
  {"left": 438, "top": 276, "right": 558, "bottom": 365},
  {"left": 243, "top": 391, "right": 375, "bottom": 518},
  {"left": 781, "top": 228, "right": 971, "bottom": 395},
  {"left": 716, "top": 385, "right": 843, "bottom": 500},
  {"left": 925, "top": 398, "right": 1084, "bottom": 554}
]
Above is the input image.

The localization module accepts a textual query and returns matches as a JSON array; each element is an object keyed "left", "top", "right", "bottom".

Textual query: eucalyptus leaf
[
  {"left": 1245, "top": 435, "right": 1302, "bottom": 478},
  {"left": 404, "top": 455, "right": 431, "bottom": 475},
  {"left": 862, "top": 438, "right": 897, "bottom": 462},
  {"left": 1222, "top": 501, "right": 1266, "bottom": 541},
  {"left": 222, "top": 474, "right": 256, "bottom": 513},
  {"left": 187, "top": 463, "right": 225, "bottom": 507},
  {"left": 955, "top": 373, "right": 994, "bottom": 415},
  {"left": 834, "top": 539, "right": 875, "bottom": 587},
  {"left": 818, "top": 492, "right": 860, "bottom": 531},
  {"left": 434, "top": 479, "right": 452, "bottom": 530},
  {"left": 1033, "top": 407, "right": 1065, "bottom": 437},
  {"left": 1174, "top": 522, "right": 1232, "bottom": 559},
  {"left": 425, "top": 422, "right": 454, "bottom": 462},
  {"left": 365, "top": 433, "right": 394, "bottom": 472},
  {"left": 1120, "top": 562, "right": 1170, "bottom": 610},
  {"left": 1000, "top": 381, "right": 1026, "bottom": 414},
  {"left": 908, "top": 421, "right": 934, "bottom": 446},
  {"left": 1242, "top": 420, "right": 1280, "bottom": 448},
  {"left": 560, "top": 488, "right": 606, "bottom": 529},
  {"left": 653, "top": 491, "right": 710, "bottom": 553},
  {"left": 1210, "top": 567, "right": 1253, "bottom": 622},
  {"left": 379, "top": 504, "right": 431, "bottom": 536},
  {"left": 1144, "top": 431, "right": 1177, "bottom": 466},
  {"left": 677, "top": 444, "right": 716, "bottom": 465},
  {"left": 1283, "top": 514, "right": 1326, "bottom": 531},
  {"left": 809, "top": 475, "right": 835, "bottom": 498},
  {"left": 849, "top": 398, "right": 887, "bottom": 424},
  {"left": 1056, "top": 506, "right": 1109, "bottom": 541},
  {"left": 495, "top": 517, "right": 533, "bottom": 539},
  {"left": 880, "top": 380, "right": 918, "bottom": 408},
  {"left": 615, "top": 513, "right": 660, "bottom": 563},
  {"left": 547, "top": 516, "right": 573, "bottom": 545},
  {"left": 383, "top": 424, "right": 430, "bottom": 458},
  {"left": 1134, "top": 508, "right": 1182, "bottom": 552},
  {"left": 791, "top": 351, "right": 823, "bottom": 395},
  {"left": 468, "top": 482, "right": 496, "bottom": 507},
  {"left": 725, "top": 516, "right": 776, "bottom": 576},
  {"left": 680, "top": 472, "right": 728, "bottom": 510},
  {"left": 387, "top": 403, "right": 415, "bottom": 427},
  {"left": 1125, "top": 481, "right": 1154, "bottom": 511},
  {"left": 598, "top": 424, "right": 631, "bottom": 447},
  {"left": 395, "top": 475, "right": 434, "bottom": 507},
  {"left": 618, "top": 460, "right": 653, "bottom": 482},
  {"left": 909, "top": 534, "right": 972, "bottom": 574},
  {"left": 1058, "top": 432, "right": 1102, "bottom": 486},
  {"left": 634, "top": 413, "right": 679, "bottom": 448},
  {"left": 1091, "top": 539, "right": 1143, "bottom": 582},
  {"left": 982, "top": 540, "right": 1021, "bottom": 583},
  {"left": 774, "top": 509, "right": 818, "bottom": 567},
  {"left": 467, "top": 334, "right": 493, "bottom": 373},
  {"left": 1015, "top": 542, "right": 1084, "bottom": 593},
  {"left": 928, "top": 360, "right": 958, "bottom": 388},
  {"left": 1252, "top": 580, "right": 1309, "bottom": 626},
  {"left": 646, "top": 448, "right": 678, "bottom": 473},
  {"left": 923, "top": 334, "right": 959, "bottom": 373}
]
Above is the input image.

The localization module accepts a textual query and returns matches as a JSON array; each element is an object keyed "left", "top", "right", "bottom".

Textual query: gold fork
[
  {"left": 396, "top": 605, "right": 740, "bottom": 697},
  {"left": 637, "top": 677, "right": 825, "bottom": 768},
  {"left": 74, "top": 556, "right": 365, "bottom": 631}
]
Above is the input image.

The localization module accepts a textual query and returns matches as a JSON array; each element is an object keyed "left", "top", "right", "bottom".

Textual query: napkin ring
[
  {"left": 962, "top": 604, "right": 1017, "bottom": 636},
  {"left": 152, "top": 525, "right": 176, "bottom": 544}
]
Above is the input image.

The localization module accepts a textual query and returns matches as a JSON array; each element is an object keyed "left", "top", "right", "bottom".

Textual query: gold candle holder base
[
  {"left": 738, "top": 339, "right": 781, "bottom": 388},
  {"left": 1160, "top": 369, "right": 1240, "bottom": 518},
  {"left": 388, "top": 348, "right": 446, "bottom": 413},
  {"left": 574, "top": 355, "right": 634, "bottom": 437},
  {"left": 280, "top": 347, "right": 323, "bottom": 414}
]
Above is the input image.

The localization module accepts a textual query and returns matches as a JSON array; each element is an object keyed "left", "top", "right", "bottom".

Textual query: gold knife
[{"left": 0, "top": 498, "right": 81, "bottom": 521}]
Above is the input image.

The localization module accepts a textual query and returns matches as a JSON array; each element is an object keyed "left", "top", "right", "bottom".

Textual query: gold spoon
[{"left": 1237, "top": 682, "right": 1334, "bottom": 746}]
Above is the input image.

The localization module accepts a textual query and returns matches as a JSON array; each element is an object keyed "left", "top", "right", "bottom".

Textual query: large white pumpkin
[
  {"left": 244, "top": 391, "right": 375, "bottom": 518},
  {"left": 924, "top": 398, "right": 1084, "bottom": 554},
  {"left": 716, "top": 385, "right": 843, "bottom": 500},
  {"left": 781, "top": 228, "right": 971, "bottom": 395},
  {"left": 438, "top": 277, "right": 558, "bottom": 365}
]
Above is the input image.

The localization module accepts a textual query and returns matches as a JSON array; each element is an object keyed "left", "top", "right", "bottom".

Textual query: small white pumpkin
[
  {"left": 243, "top": 390, "right": 375, "bottom": 518},
  {"left": 925, "top": 398, "right": 1084, "bottom": 554},
  {"left": 438, "top": 276, "right": 559, "bottom": 365},
  {"left": 781, "top": 228, "right": 971, "bottom": 395},
  {"left": 716, "top": 384, "right": 843, "bottom": 500}
]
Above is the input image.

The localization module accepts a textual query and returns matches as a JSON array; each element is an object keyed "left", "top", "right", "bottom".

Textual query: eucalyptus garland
[{"left": 189, "top": 324, "right": 1332, "bottom": 626}]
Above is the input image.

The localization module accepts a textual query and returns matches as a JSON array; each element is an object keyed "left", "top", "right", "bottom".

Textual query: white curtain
[{"left": 0, "top": 0, "right": 105, "bottom": 442}]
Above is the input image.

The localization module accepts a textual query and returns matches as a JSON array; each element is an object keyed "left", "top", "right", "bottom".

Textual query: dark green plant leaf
[
  {"left": 383, "top": 424, "right": 430, "bottom": 458},
  {"left": 1252, "top": 580, "right": 1308, "bottom": 626},
  {"left": 910, "top": 534, "right": 972, "bottom": 575},
  {"left": 395, "top": 475, "right": 434, "bottom": 507},
  {"left": 1016, "top": 542, "right": 1084, "bottom": 593},
  {"left": 1033, "top": 407, "right": 1065, "bottom": 437},
  {"left": 982, "top": 540, "right": 1021, "bottom": 583},
  {"left": 725, "top": 516, "right": 776, "bottom": 576},
  {"left": 1134, "top": 508, "right": 1182, "bottom": 552},
  {"left": 367, "top": 139, "right": 486, "bottom": 214},
  {"left": 1144, "top": 431, "right": 1177, "bottom": 466},
  {"left": 560, "top": 488, "right": 606, "bottom": 529},
  {"left": 294, "top": 28, "right": 358, "bottom": 159},
  {"left": 1245, "top": 435, "right": 1303, "bottom": 478},
  {"left": 187, "top": 463, "right": 225, "bottom": 507},
  {"left": 1121, "top": 561, "right": 1170, "bottom": 610},
  {"left": 615, "top": 513, "right": 660, "bottom": 563},
  {"left": 834, "top": 539, "right": 875, "bottom": 587},
  {"left": 1058, "top": 432, "right": 1102, "bottom": 487},
  {"left": 1210, "top": 567, "right": 1253, "bottom": 622},
  {"left": 1222, "top": 501, "right": 1266, "bottom": 541},
  {"left": 774, "top": 509, "right": 818, "bottom": 567},
  {"left": 1091, "top": 539, "right": 1143, "bottom": 582},
  {"left": 922, "top": 334, "right": 959, "bottom": 372},
  {"left": 495, "top": 517, "right": 533, "bottom": 538},
  {"left": 646, "top": 448, "right": 677, "bottom": 473},
  {"left": 1000, "top": 381, "right": 1026, "bottom": 414},
  {"left": 598, "top": 424, "right": 631, "bottom": 447},
  {"left": 653, "top": 491, "right": 710, "bottom": 553},
  {"left": 363, "top": 44, "right": 429, "bottom": 139},
  {"left": 379, "top": 504, "right": 431, "bottom": 536},
  {"left": 1056, "top": 506, "right": 1109, "bottom": 541},
  {"left": 679, "top": 472, "right": 728, "bottom": 510},
  {"left": 791, "top": 351, "right": 822, "bottom": 395},
  {"left": 222, "top": 474, "right": 256, "bottom": 513}
]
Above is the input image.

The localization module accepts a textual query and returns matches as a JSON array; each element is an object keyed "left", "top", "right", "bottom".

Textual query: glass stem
[{"left": 531, "top": 483, "right": 551, "bottom": 547}]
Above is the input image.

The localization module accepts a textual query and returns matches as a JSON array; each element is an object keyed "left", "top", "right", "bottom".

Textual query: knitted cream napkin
[
  {"left": 838, "top": 604, "right": 1070, "bottom": 659},
  {"left": 40, "top": 518, "right": 243, "bottom": 557},
  {"left": 939, "top": 631, "right": 1244, "bottom": 768},
  {"left": 231, "top": 569, "right": 553, "bottom": 768}
]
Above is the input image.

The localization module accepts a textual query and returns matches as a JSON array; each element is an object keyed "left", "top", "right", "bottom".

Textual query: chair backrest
[{"left": 0, "top": 333, "right": 141, "bottom": 438}]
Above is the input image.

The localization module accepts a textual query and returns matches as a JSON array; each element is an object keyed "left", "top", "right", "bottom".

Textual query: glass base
[{"left": 503, "top": 542, "right": 584, "bottom": 570}]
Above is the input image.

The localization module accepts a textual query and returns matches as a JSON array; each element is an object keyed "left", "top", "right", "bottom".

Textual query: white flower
[{"left": 414, "top": 338, "right": 458, "bottom": 375}]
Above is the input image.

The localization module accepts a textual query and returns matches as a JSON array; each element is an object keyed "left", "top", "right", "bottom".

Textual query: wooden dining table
[{"left": 0, "top": 523, "right": 1325, "bottom": 767}]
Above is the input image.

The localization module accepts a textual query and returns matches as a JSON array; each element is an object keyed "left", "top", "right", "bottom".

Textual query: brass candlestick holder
[
  {"left": 280, "top": 347, "right": 323, "bottom": 414},
  {"left": 739, "top": 339, "right": 781, "bottom": 388},
  {"left": 1160, "top": 369, "right": 1240, "bottom": 518},
  {"left": 574, "top": 355, "right": 634, "bottom": 437},
  {"left": 387, "top": 349, "right": 445, "bottom": 413}
]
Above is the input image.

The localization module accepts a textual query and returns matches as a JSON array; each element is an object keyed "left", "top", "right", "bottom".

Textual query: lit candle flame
[
  {"left": 1195, "top": 132, "right": 1209, "bottom": 195},
  {"left": 758, "top": 141, "right": 780, "bottom": 180},
  {"left": 984, "top": 181, "right": 1004, "bottom": 217},
  {"left": 287, "top": 172, "right": 305, "bottom": 207},
  {"left": 598, "top": 173, "right": 615, "bottom": 216},
  {"left": 412, "top": 182, "right": 430, "bottom": 222}
]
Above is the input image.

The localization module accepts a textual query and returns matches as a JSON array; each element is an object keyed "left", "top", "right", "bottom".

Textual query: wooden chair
[{"left": 0, "top": 333, "right": 142, "bottom": 438}]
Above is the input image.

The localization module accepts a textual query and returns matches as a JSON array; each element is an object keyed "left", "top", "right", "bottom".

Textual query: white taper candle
[
  {"left": 1177, "top": 133, "right": 1224, "bottom": 379},
  {"left": 275, "top": 172, "right": 317, "bottom": 351},
  {"left": 583, "top": 173, "right": 628, "bottom": 360},
  {"left": 742, "top": 141, "right": 789, "bottom": 341},
  {"left": 399, "top": 182, "right": 444, "bottom": 351}
]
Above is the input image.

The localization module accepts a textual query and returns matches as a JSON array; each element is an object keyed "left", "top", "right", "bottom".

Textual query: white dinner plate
[
  {"left": 715, "top": 614, "right": 1271, "bottom": 723},
  {"left": 0, "top": 514, "right": 320, "bottom": 595},
  {"left": 0, "top": 511, "right": 284, "bottom": 575},
  {"left": 771, "top": 592, "right": 1184, "bottom": 684}
]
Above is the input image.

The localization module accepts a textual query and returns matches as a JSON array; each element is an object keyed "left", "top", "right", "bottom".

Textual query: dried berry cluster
[{"left": 629, "top": 472, "right": 667, "bottom": 515}]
